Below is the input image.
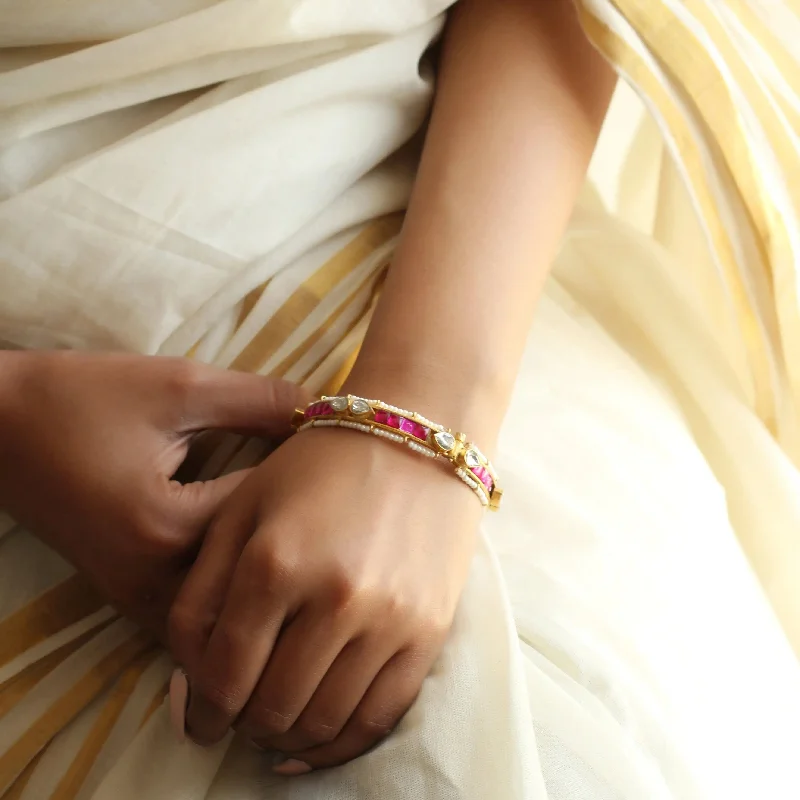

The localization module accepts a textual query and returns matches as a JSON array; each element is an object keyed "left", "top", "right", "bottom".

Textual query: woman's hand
[
  {"left": 0, "top": 350, "right": 305, "bottom": 638},
  {"left": 169, "top": 427, "right": 481, "bottom": 771}
]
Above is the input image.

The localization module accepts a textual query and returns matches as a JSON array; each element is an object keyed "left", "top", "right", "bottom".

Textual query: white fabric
[
  {"left": 87, "top": 178, "right": 800, "bottom": 799},
  {"left": 1, "top": 2, "right": 800, "bottom": 798}
]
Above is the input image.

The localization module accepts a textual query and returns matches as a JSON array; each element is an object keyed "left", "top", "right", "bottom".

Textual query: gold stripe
[
  {"left": 611, "top": 0, "right": 770, "bottom": 246},
  {"left": 138, "top": 680, "right": 169, "bottom": 732},
  {"left": 614, "top": 0, "right": 799, "bottom": 272},
  {"left": 578, "top": 6, "right": 777, "bottom": 431},
  {"left": 50, "top": 649, "right": 159, "bottom": 800},
  {"left": 310, "top": 271, "right": 388, "bottom": 396},
  {"left": 725, "top": 0, "right": 800, "bottom": 135},
  {"left": 296, "top": 305, "right": 372, "bottom": 390},
  {"left": 668, "top": 0, "right": 800, "bottom": 407},
  {"left": 237, "top": 280, "right": 272, "bottom": 330},
  {"left": 608, "top": 0, "right": 800, "bottom": 433},
  {"left": 230, "top": 214, "right": 403, "bottom": 374},
  {"left": 0, "top": 631, "right": 153, "bottom": 794},
  {"left": 0, "top": 577, "right": 107, "bottom": 670},
  {"left": 270, "top": 264, "right": 387, "bottom": 382},
  {"left": 783, "top": 0, "right": 800, "bottom": 20},
  {"left": 1, "top": 750, "right": 43, "bottom": 800},
  {"left": 0, "top": 621, "right": 113, "bottom": 719}
]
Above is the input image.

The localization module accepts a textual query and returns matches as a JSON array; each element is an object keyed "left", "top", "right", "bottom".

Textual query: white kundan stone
[
  {"left": 435, "top": 431, "right": 456, "bottom": 452},
  {"left": 350, "top": 398, "right": 371, "bottom": 415},
  {"left": 464, "top": 449, "right": 481, "bottom": 469}
]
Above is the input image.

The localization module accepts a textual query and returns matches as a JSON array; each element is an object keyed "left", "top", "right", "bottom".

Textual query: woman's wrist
[
  {"left": 340, "top": 351, "right": 513, "bottom": 454},
  {"left": 296, "top": 386, "right": 504, "bottom": 511}
]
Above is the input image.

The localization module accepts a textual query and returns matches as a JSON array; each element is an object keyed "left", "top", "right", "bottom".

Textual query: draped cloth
[{"left": 1, "top": 1, "right": 800, "bottom": 798}]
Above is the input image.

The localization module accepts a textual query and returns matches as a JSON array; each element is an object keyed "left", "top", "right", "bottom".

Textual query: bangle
[{"left": 291, "top": 395, "right": 503, "bottom": 511}]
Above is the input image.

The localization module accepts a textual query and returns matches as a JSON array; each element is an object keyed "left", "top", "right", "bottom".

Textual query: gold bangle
[{"left": 292, "top": 395, "right": 503, "bottom": 511}]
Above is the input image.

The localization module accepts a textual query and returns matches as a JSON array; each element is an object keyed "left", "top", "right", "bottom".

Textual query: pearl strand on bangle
[{"left": 294, "top": 396, "right": 502, "bottom": 511}]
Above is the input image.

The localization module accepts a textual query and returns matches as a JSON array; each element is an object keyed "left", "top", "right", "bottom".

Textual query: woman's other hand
[
  {"left": 169, "top": 427, "right": 481, "bottom": 771},
  {"left": 0, "top": 350, "right": 305, "bottom": 639}
]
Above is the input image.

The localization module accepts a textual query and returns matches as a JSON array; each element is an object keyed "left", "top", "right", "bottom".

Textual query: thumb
[
  {"left": 181, "top": 366, "right": 311, "bottom": 438},
  {"left": 140, "top": 470, "right": 252, "bottom": 646},
  {"left": 170, "top": 469, "right": 254, "bottom": 532}
]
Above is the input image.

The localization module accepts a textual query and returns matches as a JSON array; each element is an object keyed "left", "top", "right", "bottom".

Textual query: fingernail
[
  {"left": 272, "top": 759, "right": 312, "bottom": 777},
  {"left": 169, "top": 668, "right": 189, "bottom": 743}
]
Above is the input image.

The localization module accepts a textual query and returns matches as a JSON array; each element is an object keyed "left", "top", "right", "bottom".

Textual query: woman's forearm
[{"left": 345, "top": 0, "right": 615, "bottom": 446}]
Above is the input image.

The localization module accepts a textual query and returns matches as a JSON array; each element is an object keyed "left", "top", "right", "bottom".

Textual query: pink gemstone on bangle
[
  {"left": 305, "top": 402, "right": 334, "bottom": 418},
  {"left": 399, "top": 418, "right": 416, "bottom": 436},
  {"left": 375, "top": 412, "right": 428, "bottom": 441},
  {"left": 403, "top": 420, "right": 429, "bottom": 441},
  {"left": 472, "top": 466, "right": 494, "bottom": 492}
]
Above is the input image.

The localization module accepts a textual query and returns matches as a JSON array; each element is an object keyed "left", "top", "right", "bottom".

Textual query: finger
[
  {"left": 277, "top": 648, "right": 434, "bottom": 773},
  {"left": 236, "top": 608, "right": 359, "bottom": 746},
  {"left": 168, "top": 491, "right": 257, "bottom": 670},
  {"left": 256, "top": 633, "right": 394, "bottom": 754},
  {"left": 184, "top": 537, "right": 292, "bottom": 746},
  {"left": 168, "top": 469, "right": 254, "bottom": 530},
  {"left": 121, "top": 569, "right": 184, "bottom": 646},
  {"left": 181, "top": 366, "right": 310, "bottom": 438}
]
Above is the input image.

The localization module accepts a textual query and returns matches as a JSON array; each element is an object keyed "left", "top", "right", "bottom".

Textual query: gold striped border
[
  {"left": 0, "top": 631, "right": 153, "bottom": 794},
  {"left": 315, "top": 270, "right": 388, "bottom": 397},
  {"left": 230, "top": 214, "right": 403, "bottom": 375},
  {"left": 607, "top": 0, "right": 800, "bottom": 435},
  {"left": 270, "top": 263, "right": 387, "bottom": 383},
  {"left": 612, "top": 0, "right": 770, "bottom": 246},
  {"left": 0, "top": 621, "right": 113, "bottom": 720},
  {"left": 614, "top": 0, "right": 800, "bottom": 287},
  {"left": 0, "top": 577, "right": 107, "bottom": 671},
  {"left": 2, "top": 750, "right": 44, "bottom": 800},
  {"left": 578, "top": 4, "right": 778, "bottom": 432},
  {"left": 724, "top": 0, "right": 800, "bottom": 135},
  {"left": 49, "top": 649, "right": 160, "bottom": 800},
  {"left": 138, "top": 681, "right": 169, "bottom": 733},
  {"left": 671, "top": 0, "right": 800, "bottom": 409},
  {"left": 236, "top": 279, "right": 272, "bottom": 330}
]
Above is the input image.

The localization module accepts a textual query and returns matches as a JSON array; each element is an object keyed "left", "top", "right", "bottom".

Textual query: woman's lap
[
  {"left": 485, "top": 217, "right": 800, "bottom": 797},
  {"left": 3, "top": 207, "right": 800, "bottom": 800}
]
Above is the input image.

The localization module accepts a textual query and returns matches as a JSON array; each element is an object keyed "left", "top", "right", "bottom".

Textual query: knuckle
[
  {"left": 198, "top": 681, "right": 245, "bottom": 718},
  {"left": 382, "top": 593, "right": 412, "bottom": 619},
  {"left": 428, "top": 607, "right": 455, "bottom": 639},
  {"left": 353, "top": 713, "right": 394, "bottom": 739},
  {"left": 167, "top": 602, "right": 208, "bottom": 647},
  {"left": 327, "top": 571, "right": 362, "bottom": 610},
  {"left": 167, "top": 360, "right": 202, "bottom": 399},
  {"left": 326, "top": 567, "right": 383, "bottom": 613},
  {"left": 416, "top": 610, "right": 450, "bottom": 640},
  {"left": 401, "top": 604, "right": 452, "bottom": 642},
  {"left": 249, "top": 707, "right": 295, "bottom": 737},
  {"left": 296, "top": 717, "right": 339, "bottom": 745},
  {"left": 248, "top": 541, "right": 298, "bottom": 587}
]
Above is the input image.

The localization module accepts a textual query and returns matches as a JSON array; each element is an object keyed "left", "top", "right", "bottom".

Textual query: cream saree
[{"left": 1, "top": 1, "right": 800, "bottom": 798}]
